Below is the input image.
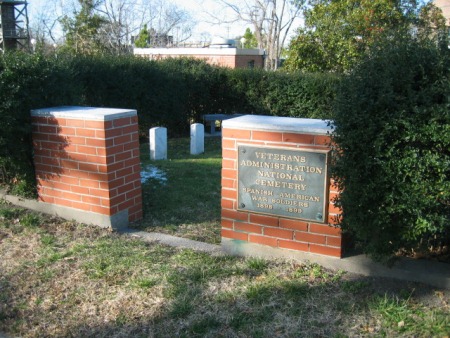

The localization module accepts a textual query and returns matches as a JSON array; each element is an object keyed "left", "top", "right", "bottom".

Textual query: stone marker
[
  {"left": 150, "top": 127, "right": 167, "bottom": 160},
  {"left": 190, "top": 123, "right": 204, "bottom": 155},
  {"left": 221, "top": 115, "right": 343, "bottom": 258}
]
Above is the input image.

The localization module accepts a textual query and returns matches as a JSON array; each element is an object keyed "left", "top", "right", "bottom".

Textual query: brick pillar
[
  {"left": 221, "top": 115, "right": 343, "bottom": 258},
  {"left": 31, "top": 106, "right": 143, "bottom": 229}
]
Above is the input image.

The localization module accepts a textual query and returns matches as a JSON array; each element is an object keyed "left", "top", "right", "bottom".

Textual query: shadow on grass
[
  {"left": 45, "top": 255, "right": 450, "bottom": 337},
  {"left": 0, "top": 208, "right": 448, "bottom": 338}
]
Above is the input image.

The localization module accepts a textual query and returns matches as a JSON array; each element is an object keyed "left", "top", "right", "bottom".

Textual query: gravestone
[
  {"left": 190, "top": 123, "right": 204, "bottom": 155},
  {"left": 150, "top": 127, "right": 167, "bottom": 160}
]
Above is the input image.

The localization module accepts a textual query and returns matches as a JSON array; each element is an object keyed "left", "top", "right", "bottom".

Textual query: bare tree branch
[{"left": 211, "top": 0, "right": 305, "bottom": 69}]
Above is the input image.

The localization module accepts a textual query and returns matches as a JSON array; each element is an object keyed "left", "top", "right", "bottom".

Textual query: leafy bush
[
  {"left": 67, "top": 55, "right": 190, "bottom": 136},
  {"left": 0, "top": 53, "right": 82, "bottom": 197},
  {"left": 66, "top": 56, "right": 244, "bottom": 137},
  {"left": 0, "top": 52, "right": 337, "bottom": 196},
  {"left": 331, "top": 35, "right": 450, "bottom": 260},
  {"left": 225, "top": 69, "right": 339, "bottom": 119},
  {"left": 263, "top": 71, "right": 339, "bottom": 119}
]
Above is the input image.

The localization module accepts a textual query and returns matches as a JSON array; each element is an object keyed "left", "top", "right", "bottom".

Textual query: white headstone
[
  {"left": 149, "top": 127, "right": 167, "bottom": 160},
  {"left": 190, "top": 123, "right": 204, "bottom": 155}
]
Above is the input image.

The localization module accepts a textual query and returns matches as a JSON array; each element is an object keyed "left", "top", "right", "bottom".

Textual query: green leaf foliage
[
  {"left": 331, "top": 34, "right": 450, "bottom": 259},
  {"left": 0, "top": 52, "right": 83, "bottom": 197},
  {"left": 59, "top": 0, "right": 108, "bottom": 55},
  {"left": 226, "top": 68, "right": 339, "bottom": 118},
  {"left": 263, "top": 71, "right": 339, "bottom": 118},
  {"left": 242, "top": 28, "right": 258, "bottom": 49},
  {"left": 0, "top": 52, "right": 337, "bottom": 196},
  {"left": 284, "top": 0, "right": 444, "bottom": 73},
  {"left": 134, "top": 24, "right": 150, "bottom": 48}
]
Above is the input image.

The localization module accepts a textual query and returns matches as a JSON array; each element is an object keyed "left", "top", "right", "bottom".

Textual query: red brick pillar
[
  {"left": 31, "top": 106, "right": 142, "bottom": 229},
  {"left": 221, "top": 115, "right": 343, "bottom": 258}
]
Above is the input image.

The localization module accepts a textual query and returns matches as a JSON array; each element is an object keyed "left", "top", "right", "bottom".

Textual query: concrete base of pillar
[{"left": 1, "top": 189, "right": 129, "bottom": 230}]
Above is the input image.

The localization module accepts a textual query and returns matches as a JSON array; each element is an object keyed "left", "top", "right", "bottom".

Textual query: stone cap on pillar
[
  {"left": 31, "top": 106, "right": 137, "bottom": 121},
  {"left": 222, "top": 115, "right": 333, "bottom": 135}
]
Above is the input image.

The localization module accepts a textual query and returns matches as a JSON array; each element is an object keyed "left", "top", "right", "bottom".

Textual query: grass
[
  {"left": 1, "top": 137, "right": 449, "bottom": 336},
  {"left": 0, "top": 201, "right": 449, "bottom": 337},
  {"left": 136, "top": 137, "right": 222, "bottom": 243}
]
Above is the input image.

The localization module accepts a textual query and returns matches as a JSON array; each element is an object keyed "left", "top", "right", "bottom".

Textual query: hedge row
[
  {"left": 66, "top": 56, "right": 338, "bottom": 134},
  {"left": 332, "top": 35, "right": 450, "bottom": 260},
  {"left": 0, "top": 53, "right": 83, "bottom": 196},
  {"left": 0, "top": 52, "right": 338, "bottom": 195},
  {"left": 1, "top": 42, "right": 448, "bottom": 260}
]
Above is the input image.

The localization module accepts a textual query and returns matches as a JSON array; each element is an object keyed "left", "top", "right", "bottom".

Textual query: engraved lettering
[
  {"left": 238, "top": 146, "right": 328, "bottom": 222},
  {"left": 286, "top": 207, "right": 303, "bottom": 214},
  {"left": 257, "top": 170, "right": 304, "bottom": 181},
  {"left": 279, "top": 193, "right": 320, "bottom": 202},
  {"left": 242, "top": 160, "right": 322, "bottom": 174},
  {"left": 255, "top": 179, "right": 307, "bottom": 190},
  {"left": 257, "top": 203, "right": 273, "bottom": 210},
  {"left": 251, "top": 195, "right": 268, "bottom": 202},
  {"left": 242, "top": 188, "right": 273, "bottom": 196},
  {"left": 255, "top": 151, "right": 307, "bottom": 163}
]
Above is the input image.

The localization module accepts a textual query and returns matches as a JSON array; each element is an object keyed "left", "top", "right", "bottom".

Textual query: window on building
[{"left": 247, "top": 60, "right": 255, "bottom": 69}]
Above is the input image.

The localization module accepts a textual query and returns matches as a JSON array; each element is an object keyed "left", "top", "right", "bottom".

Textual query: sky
[
  {"left": 26, "top": 0, "right": 256, "bottom": 44},
  {"left": 171, "top": 0, "right": 250, "bottom": 40}
]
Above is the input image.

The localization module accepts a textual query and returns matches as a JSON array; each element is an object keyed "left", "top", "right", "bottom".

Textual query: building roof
[{"left": 134, "top": 47, "right": 264, "bottom": 57}]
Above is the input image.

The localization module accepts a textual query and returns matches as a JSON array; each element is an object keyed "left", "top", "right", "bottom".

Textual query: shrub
[
  {"left": 225, "top": 69, "right": 339, "bottom": 119},
  {"left": 66, "top": 55, "right": 241, "bottom": 137},
  {"left": 0, "top": 52, "right": 337, "bottom": 196},
  {"left": 263, "top": 71, "right": 339, "bottom": 119},
  {"left": 0, "top": 52, "right": 82, "bottom": 197},
  {"left": 331, "top": 35, "right": 450, "bottom": 260}
]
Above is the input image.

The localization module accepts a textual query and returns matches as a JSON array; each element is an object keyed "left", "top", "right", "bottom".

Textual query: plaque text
[{"left": 237, "top": 146, "right": 329, "bottom": 222}]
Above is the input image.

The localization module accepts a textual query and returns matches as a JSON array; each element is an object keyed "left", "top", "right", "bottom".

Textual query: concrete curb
[
  {"left": 1, "top": 191, "right": 449, "bottom": 289},
  {"left": 221, "top": 238, "right": 450, "bottom": 289},
  {"left": 119, "top": 229, "right": 450, "bottom": 290},
  {"left": 120, "top": 229, "right": 224, "bottom": 256},
  {"left": 0, "top": 189, "right": 128, "bottom": 230}
]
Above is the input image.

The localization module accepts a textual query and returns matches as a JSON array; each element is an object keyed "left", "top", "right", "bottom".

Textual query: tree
[
  {"left": 284, "top": 0, "right": 424, "bottom": 72},
  {"left": 32, "top": 0, "right": 194, "bottom": 54},
  {"left": 95, "top": 0, "right": 143, "bottom": 54},
  {"left": 242, "top": 27, "right": 258, "bottom": 48},
  {"left": 96, "top": 0, "right": 194, "bottom": 50},
  {"left": 143, "top": 0, "right": 194, "bottom": 46},
  {"left": 29, "top": 1, "right": 66, "bottom": 46},
  {"left": 416, "top": 1, "right": 448, "bottom": 49},
  {"left": 134, "top": 24, "right": 150, "bottom": 48},
  {"left": 60, "top": 0, "right": 107, "bottom": 54},
  {"left": 212, "top": 0, "right": 304, "bottom": 70}
]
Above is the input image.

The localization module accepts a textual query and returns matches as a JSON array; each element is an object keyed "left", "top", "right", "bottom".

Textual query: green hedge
[
  {"left": 332, "top": 36, "right": 450, "bottom": 260},
  {"left": 2, "top": 45, "right": 447, "bottom": 259},
  {"left": 0, "top": 53, "right": 83, "bottom": 196},
  {"left": 0, "top": 52, "right": 337, "bottom": 195},
  {"left": 225, "top": 69, "right": 339, "bottom": 119},
  {"left": 67, "top": 56, "right": 338, "bottom": 134}
]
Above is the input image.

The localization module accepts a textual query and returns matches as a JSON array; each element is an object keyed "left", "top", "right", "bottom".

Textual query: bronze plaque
[{"left": 237, "top": 145, "right": 329, "bottom": 222}]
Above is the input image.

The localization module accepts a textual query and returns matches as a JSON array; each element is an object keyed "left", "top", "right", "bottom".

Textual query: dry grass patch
[{"left": 0, "top": 202, "right": 449, "bottom": 337}]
